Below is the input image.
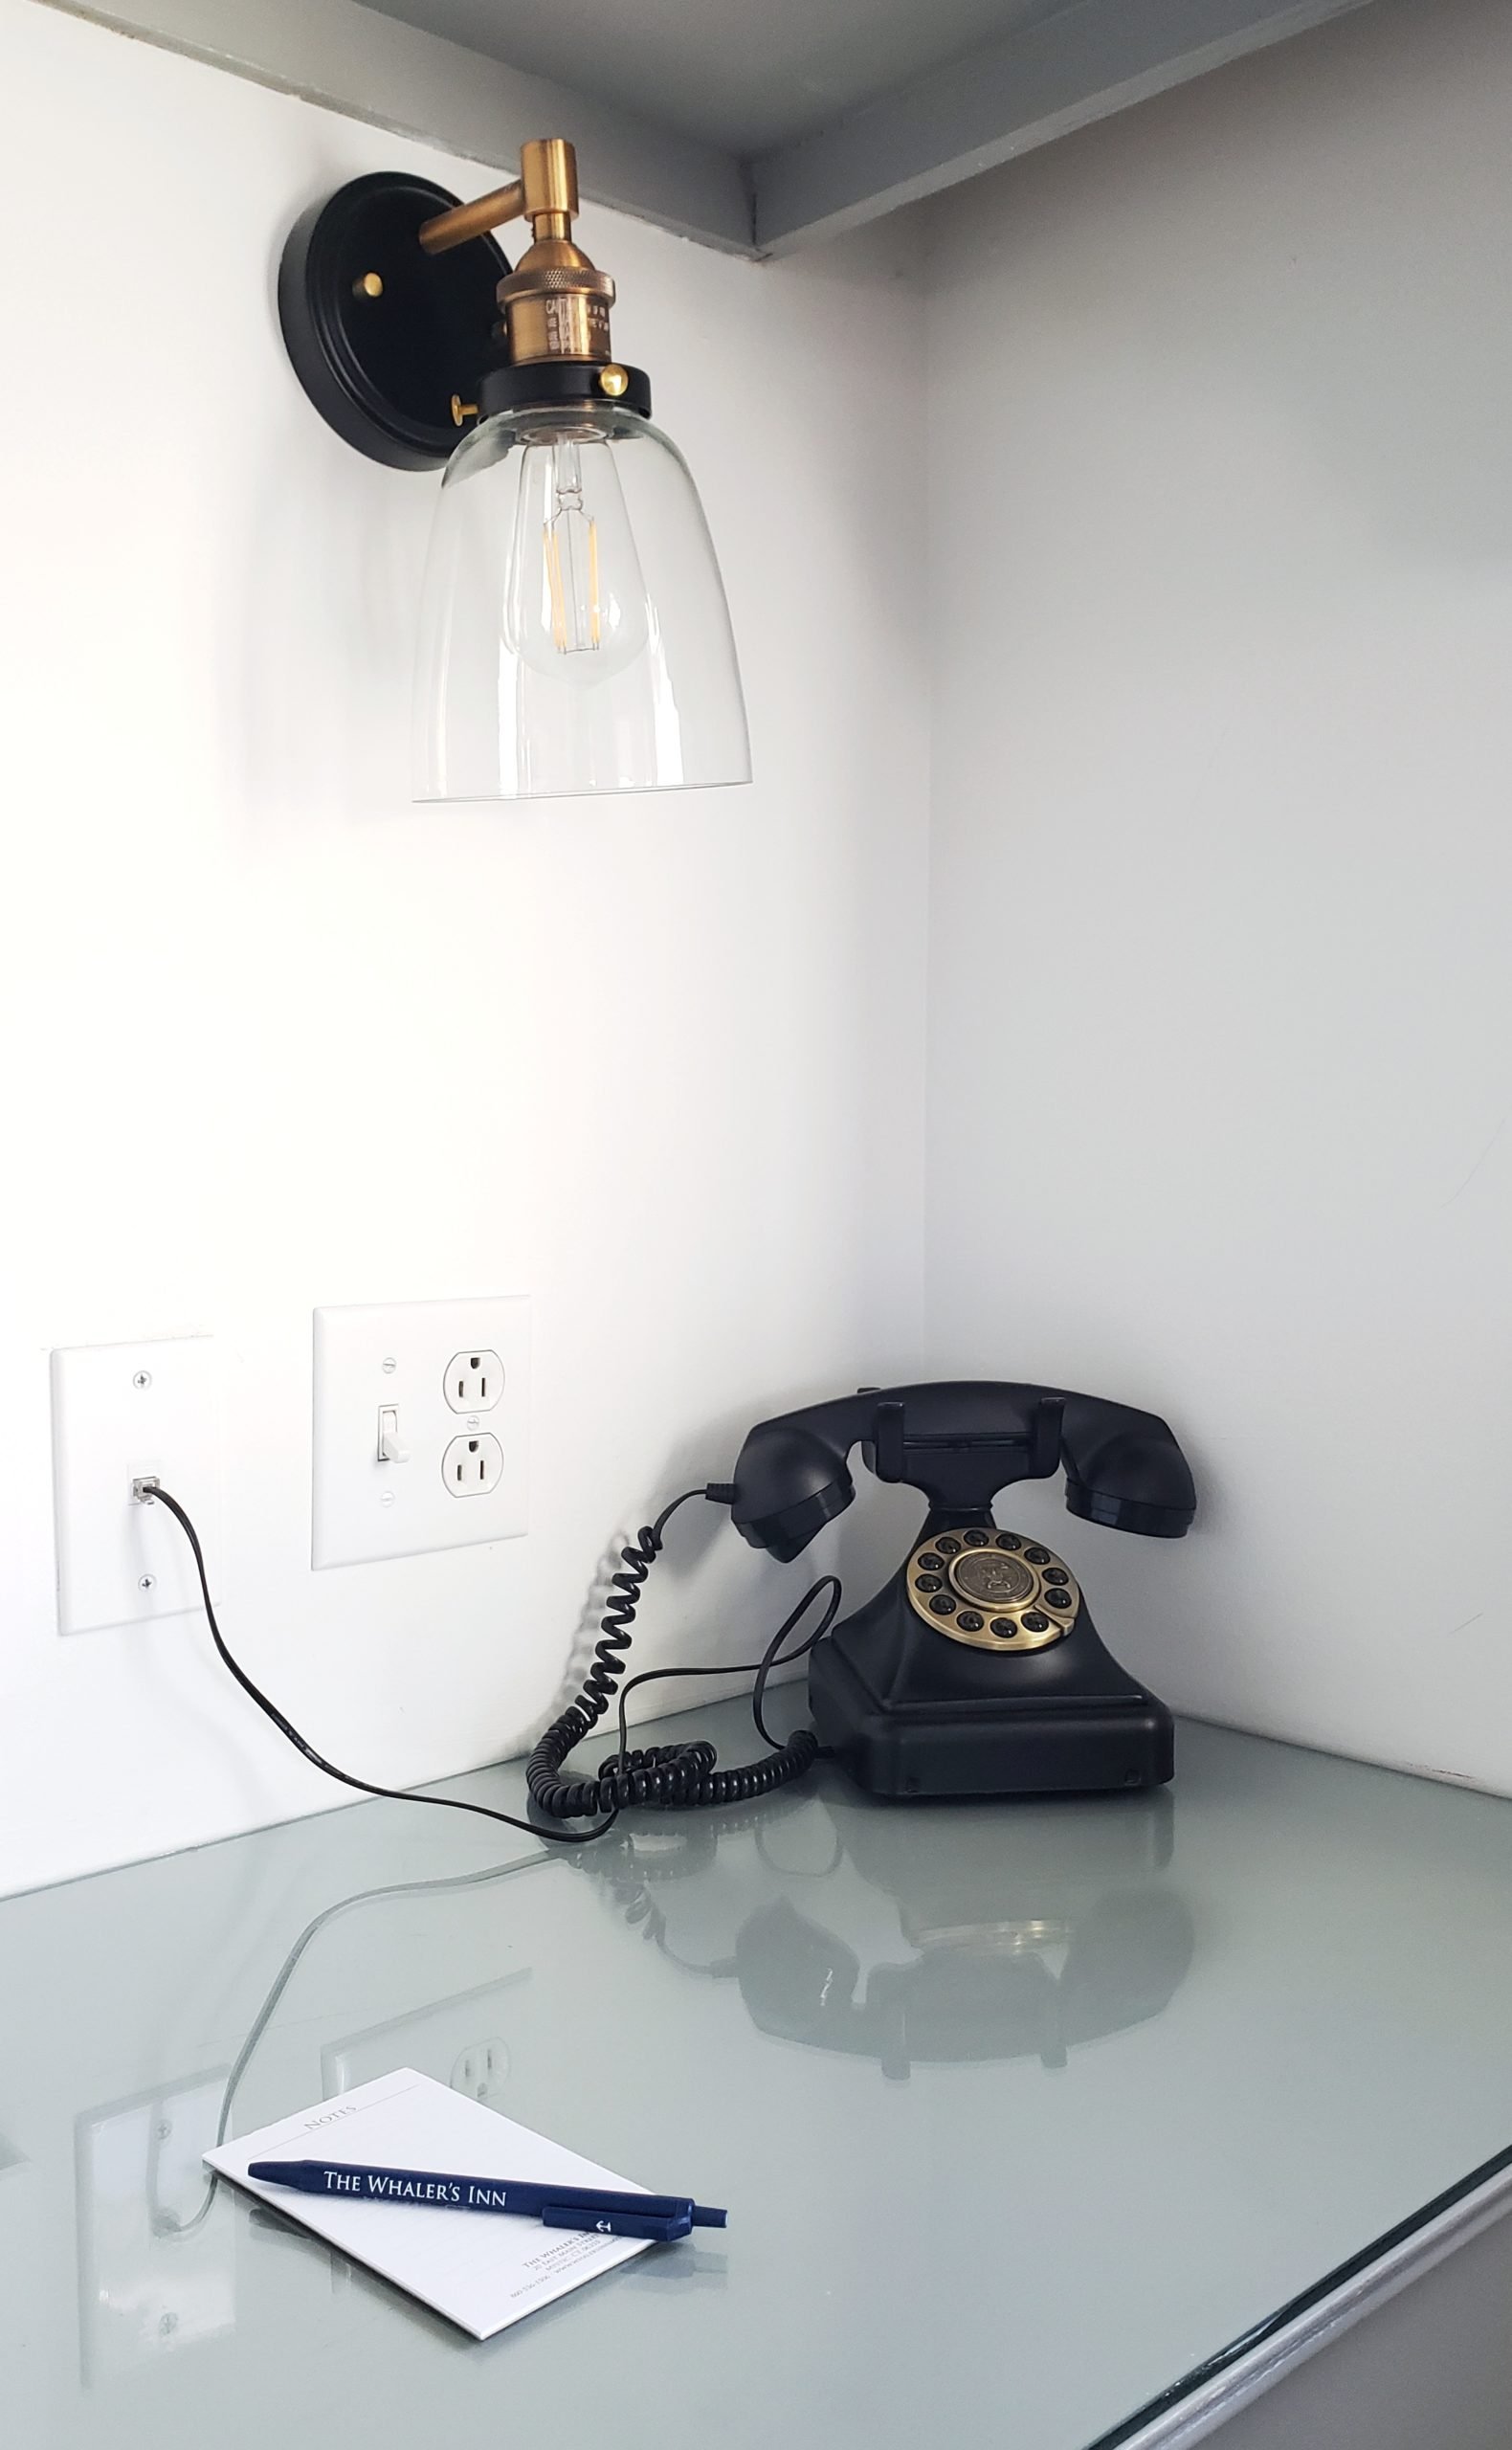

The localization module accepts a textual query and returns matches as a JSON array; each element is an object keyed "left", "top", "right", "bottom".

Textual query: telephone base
[
  {"left": 812, "top": 1640, "right": 1171, "bottom": 1798},
  {"left": 810, "top": 1567, "right": 1174, "bottom": 1802}
]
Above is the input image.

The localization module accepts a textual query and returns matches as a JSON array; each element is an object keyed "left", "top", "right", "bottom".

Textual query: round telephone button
[
  {"left": 936, "top": 1535, "right": 962, "bottom": 1555},
  {"left": 996, "top": 1532, "right": 1023, "bottom": 1549},
  {"left": 917, "top": 1553, "right": 945, "bottom": 1572},
  {"left": 963, "top": 1528, "right": 990, "bottom": 1547},
  {"left": 929, "top": 1592, "right": 958, "bottom": 1615},
  {"left": 915, "top": 1574, "right": 943, "bottom": 1592},
  {"left": 1025, "top": 1547, "right": 1051, "bottom": 1565},
  {"left": 1043, "top": 1566, "right": 1069, "bottom": 1584},
  {"left": 957, "top": 1611, "right": 985, "bottom": 1632},
  {"left": 989, "top": 1617, "right": 1016, "bottom": 1636},
  {"left": 1022, "top": 1611, "right": 1051, "bottom": 1633}
]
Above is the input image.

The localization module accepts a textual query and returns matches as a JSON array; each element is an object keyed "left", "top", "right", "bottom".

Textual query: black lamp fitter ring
[{"left": 477, "top": 360, "right": 653, "bottom": 421}]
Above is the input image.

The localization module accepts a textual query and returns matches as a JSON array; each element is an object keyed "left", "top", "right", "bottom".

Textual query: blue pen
[{"left": 246, "top": 2159, "right": 727, "bottom": 2243}]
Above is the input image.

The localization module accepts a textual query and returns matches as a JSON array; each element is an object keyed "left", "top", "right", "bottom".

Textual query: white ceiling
[{"left": 362, "top": 0, "right": 1074, "bottom": 154}]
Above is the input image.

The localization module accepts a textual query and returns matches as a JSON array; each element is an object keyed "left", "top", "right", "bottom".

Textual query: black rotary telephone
[
  {"left": 528, "top": 1378, "right": 1196, "bottom": 1821},
  {"left": 727, "top": 1380, "right": 1195, "bottom": 1800}
]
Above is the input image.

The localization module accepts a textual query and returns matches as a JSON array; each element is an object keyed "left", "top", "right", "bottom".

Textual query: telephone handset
[
  {"left": 730, "top": 1381, "right": 1195, "bottom": 1560},
  {"left": 730, "top": 1381, "right": 1194, "bottom": 1800}
]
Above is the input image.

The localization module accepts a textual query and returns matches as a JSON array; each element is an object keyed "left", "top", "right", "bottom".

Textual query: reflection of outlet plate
[
  {"left": 76, "top": 2072, "right": 234, "bottom": 2388},
  {"left": 320, "top": 1970, "right": 529, "bottom": 2102},
  {"left": 451, "top": 2038, "right": 510, "bottom": 2104}
]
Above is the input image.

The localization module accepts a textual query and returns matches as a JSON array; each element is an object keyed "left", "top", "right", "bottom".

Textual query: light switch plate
[
  {"left": 311, "top": 1299, "right": 530, "bottom": 1569},
  {"left": 51, "top": 1337, "right": 221, "bottom": 1634}
]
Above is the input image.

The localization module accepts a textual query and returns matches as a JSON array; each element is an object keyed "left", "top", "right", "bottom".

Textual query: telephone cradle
[{"left": 730, "top": 1381, "right": 1195, "bottom": 1802}]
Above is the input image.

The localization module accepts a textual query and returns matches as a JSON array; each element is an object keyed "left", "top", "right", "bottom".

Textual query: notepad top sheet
[{"left": 205, "top": 2067, "right": 653, "bottom": 2338}]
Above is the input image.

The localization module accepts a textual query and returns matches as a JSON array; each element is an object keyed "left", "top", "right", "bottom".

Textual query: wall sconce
[{"left": 278, "top": 139, "right": 749, "bottom": 801}]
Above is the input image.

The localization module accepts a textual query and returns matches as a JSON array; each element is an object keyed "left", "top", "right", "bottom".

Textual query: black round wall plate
[{"left": 278, "top": 172, "right": 509, "bottom": 471}]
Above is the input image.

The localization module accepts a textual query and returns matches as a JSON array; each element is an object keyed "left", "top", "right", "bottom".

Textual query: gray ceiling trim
[
  {"left": 31, "top": 0, "right": 757, "bottom": 252},
  {"left": 30, "top": 0, "right": 1378, "bottom": 258},
  {"left": 748, "top": 0, "right": 1376, "bottom": 250}
]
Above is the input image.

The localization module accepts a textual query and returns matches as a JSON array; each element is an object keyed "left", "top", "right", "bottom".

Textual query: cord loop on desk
[{"left": 525, "top": 1501, "right": 827, "bottom": 1822}]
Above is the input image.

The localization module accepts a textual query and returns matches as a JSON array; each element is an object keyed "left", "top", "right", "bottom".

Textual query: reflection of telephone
[
  {"left": 737, "top": 1801, "right": 1194, "bottom": 2076},
  {"left": 579, "top": 1792, "right": 1195, "bottom": 2078},
  {"left": 732, "top": 1381, "right": 1195, "bottom": 1801}
]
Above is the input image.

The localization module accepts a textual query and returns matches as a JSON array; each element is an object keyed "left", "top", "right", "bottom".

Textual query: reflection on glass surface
[
  {"left": 76, "top": 2075, "right": 235, "bottom": 2387},
  {"left": 577, "top": 1792, "right": 1193, "bottom": 2079},
  {"left": 10, "top": 1706, "right": 1512, "bottom": 2450},
  {"left": 321, "top": 1976, "right": 526, "bottom": 2102}
]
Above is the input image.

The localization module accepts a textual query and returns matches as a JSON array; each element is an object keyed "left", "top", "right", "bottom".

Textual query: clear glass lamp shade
[{"left": 412, "top": 401, "right": 750, "bottom": 800}]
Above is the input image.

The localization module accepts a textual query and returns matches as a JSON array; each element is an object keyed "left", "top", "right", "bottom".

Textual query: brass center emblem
[{"left": 950, "top": 1550, "right": 1034, "bottom": 1606}]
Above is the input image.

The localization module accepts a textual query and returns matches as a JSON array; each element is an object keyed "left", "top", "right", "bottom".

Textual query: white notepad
[{"left": 206, "top": 2068, "right": 655, "bottom": 2338}]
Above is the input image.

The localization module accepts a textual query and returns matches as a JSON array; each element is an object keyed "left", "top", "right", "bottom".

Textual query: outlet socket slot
[
  {"left": 443, "top": 1432, "right": 504, "bottom": 1497},
  {"left": 444, "top": 1349, "right": 503, "bottom": 1414}
]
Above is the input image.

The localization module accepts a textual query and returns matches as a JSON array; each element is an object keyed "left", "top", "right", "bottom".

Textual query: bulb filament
[{"left": 542, "top": 444, "right": 604, "bottom": 656}]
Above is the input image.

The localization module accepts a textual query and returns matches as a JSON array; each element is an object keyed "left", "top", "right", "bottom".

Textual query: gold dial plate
[{"left": 906, "top": 1529, "right": 1079, "bottom": 1653}]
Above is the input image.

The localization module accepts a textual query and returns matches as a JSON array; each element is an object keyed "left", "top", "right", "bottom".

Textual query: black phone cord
[
  {"left": 139, "top": 1481, "right": 834, "bottom": 1846},
  {"left": 524, "top": 1490, "right": 832, "bottom": 1821},
  {"left": 142, "top": 1484, "right": 618, "bottom": 1843}
]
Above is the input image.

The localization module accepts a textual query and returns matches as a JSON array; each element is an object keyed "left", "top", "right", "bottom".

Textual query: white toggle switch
[{"left": 376, "top": 1406, "right": 409, "bottom": 1464}]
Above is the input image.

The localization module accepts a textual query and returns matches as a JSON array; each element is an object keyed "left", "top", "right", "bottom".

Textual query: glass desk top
[{"left": 6, "top": 1705, "right": 1512, "bottom": 2450}]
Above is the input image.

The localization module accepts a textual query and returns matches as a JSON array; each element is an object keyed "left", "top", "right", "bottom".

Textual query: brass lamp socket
[{"left": 498, "top": 256, "right": 616, "bottom": 366}]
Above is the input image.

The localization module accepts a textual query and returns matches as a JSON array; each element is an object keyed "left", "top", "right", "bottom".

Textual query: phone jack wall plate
[
  {"left": 51, "top": 1336, "right": 221, "bottom": 1635},
  {"left": 311, "top": 1299, "right": 530, "bottom": 1569}
]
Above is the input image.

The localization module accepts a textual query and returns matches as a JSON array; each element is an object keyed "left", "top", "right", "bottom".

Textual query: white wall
[
  {"left": 10, "top": 0, "right": 1512, "bottom": 1902},
  {"left": 0, "top": 0, "right": 928, "bottom": 1895},
  {"left": 923, "top": 0, "right": 1512, "bottom": 1790}
]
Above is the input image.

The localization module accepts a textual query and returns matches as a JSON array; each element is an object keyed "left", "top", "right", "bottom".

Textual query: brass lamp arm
[
  {"left": 419, "top": 137, "right": 579, "bottom": 254},
  {"left": 419, "top": 180, "right": 524, "bottom": 253}
]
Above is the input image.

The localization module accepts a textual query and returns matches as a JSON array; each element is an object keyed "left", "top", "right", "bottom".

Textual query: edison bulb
[
  {"left": 503, "top": 428, "right": 650, "bottom": 686},
  {"left": 413, "top": 398, "right": 750, "bottom": 798}
]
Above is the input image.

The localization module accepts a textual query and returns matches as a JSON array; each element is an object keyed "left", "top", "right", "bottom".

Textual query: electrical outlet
[
  {"left": 444, "top": 1350, "right": 503, "bottom": 1414},
  {"left": 311, "top": 1299, "right": 529, "bottom": 1568},
  {"left": 442, "top": 1432, "right": 504, "bottom": 1497},
  {"left": 51, "top": 1338, "right": 221, "bottom": 1634}
]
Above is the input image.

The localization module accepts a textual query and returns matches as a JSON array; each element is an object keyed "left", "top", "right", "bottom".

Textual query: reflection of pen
[{"left": 247, "top": 2160, "right": 726, "bottom": 2243}]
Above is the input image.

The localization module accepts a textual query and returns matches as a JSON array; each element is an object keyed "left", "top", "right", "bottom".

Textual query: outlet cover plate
[
  {"left": 311, "top": 1299, "right": 530, "bottom": 1569},
  {"left": 51, "top": 1337, "right": 221, "bottom": 1634}
]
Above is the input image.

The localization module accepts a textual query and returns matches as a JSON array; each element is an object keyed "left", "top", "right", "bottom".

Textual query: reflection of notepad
[{"left": 206, "top": 2069, "right": 654, "bottom": 2338}]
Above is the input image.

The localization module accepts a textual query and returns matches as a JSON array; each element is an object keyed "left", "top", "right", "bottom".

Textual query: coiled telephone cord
[{"left": 525, "top": 1487, "right": 836, "bottom": 1822}]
